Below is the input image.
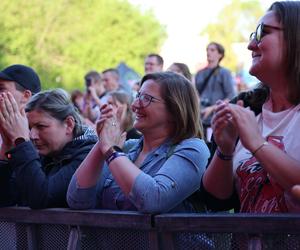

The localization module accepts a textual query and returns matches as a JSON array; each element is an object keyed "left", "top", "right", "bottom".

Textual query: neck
[
  {"left": 269, "top": 89, "right": 293, "bottom": 112},
  {"left": 141, "top": 133, "right": 171, "bottom": 154},
  {"left": 207, "top": 61, "right": 219, "bottom": 68}
]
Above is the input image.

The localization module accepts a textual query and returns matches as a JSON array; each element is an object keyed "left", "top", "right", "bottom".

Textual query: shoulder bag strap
[{"left": 198, "top": 65, "right": 220, "bottom": 95}]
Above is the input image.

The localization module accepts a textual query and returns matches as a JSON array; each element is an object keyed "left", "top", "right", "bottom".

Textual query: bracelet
[
  {"left": 106, "top": 151, "right": 126, "bottom": 165},
  {"left": 252, "top": 141, "right": 269, "bottom": 156},
  {"left": 216, "top": 147, "right": 233, "bottom": 161}
]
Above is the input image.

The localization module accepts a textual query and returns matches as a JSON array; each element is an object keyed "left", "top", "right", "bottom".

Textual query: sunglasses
[{"left": 249, "top": 22, "right": 283, "bottom": 44}]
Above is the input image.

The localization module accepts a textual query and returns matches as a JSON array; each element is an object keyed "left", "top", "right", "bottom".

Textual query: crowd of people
[{"left": 0, "top": 1, "right": 299, "bottom": 218}]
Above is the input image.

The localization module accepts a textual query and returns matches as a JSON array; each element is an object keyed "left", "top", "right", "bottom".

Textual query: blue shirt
[{"left": 67, "top": 137, "right": 210, "bottom": 213}]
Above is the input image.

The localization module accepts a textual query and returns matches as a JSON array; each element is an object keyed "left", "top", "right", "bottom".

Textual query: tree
[
  {"left": 201, "top": 0, "right": 264, "bottom": 72},
  {"left": 0, "top": 0, "right": 166, "bottom": 90}
]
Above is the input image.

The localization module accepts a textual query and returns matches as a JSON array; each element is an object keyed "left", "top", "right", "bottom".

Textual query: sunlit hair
[
  {"left": 208, "top": 42, "right": 225, "bottom": 62},
  {"left": 106, "top": 90, "right": 134, "bottom": 132},
  {"left": 25, "top": 88, "right": 83, "bottom": 137},
  {"left": 168, "top": 62, "right": 192, "bottom": 81},
  {"left": 269, "top": 1, "right": 300, "bottom": 104},
  {"left": 140, "top": 72, "right": 203, "bottom": 144}
]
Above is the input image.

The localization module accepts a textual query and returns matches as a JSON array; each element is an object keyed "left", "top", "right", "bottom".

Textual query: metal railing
[{"left": 0, "top": 207, "right": 300, "bottom": 249}]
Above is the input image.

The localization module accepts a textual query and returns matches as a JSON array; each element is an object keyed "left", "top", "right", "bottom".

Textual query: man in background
[
  {"left": 195, "top": 42, "right": 235, "bottom": 141},
  {"left": 144, "top": 53, "right": 164, "bottom": 74}
]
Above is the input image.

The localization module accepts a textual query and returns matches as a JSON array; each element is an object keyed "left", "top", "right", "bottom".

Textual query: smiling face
[
  {"left": 28, "top": 110, "right": 74, "bottom": 156},
  {"left": 131, "top": 79, "right": 174, "bottom": 137},
  {"left": 248, "top": 11, "right": 286, "bottom": 84}
]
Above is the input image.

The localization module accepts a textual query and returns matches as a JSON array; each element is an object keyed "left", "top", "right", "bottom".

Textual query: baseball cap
[{"left": 0, "top": 64, "right": 41, "bottom": 94}]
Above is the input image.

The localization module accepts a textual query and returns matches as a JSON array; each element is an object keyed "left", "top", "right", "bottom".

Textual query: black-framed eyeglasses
[
  {"left": 135, "top": 92, "right": 164, "bottom": 108},
  {"left": 249, "top": 22, "right": 283, "bottom": 44}
]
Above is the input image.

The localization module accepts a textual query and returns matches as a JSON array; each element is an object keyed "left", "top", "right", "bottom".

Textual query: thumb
[
  {"left": 236, "top": 100, "right": 244, "bottom": 107},
  {"left": 20, "top": 106, "right": 26, "bottom": 117},
  {"left": 118, "top": 131, "right": 127, "bottom": 148}
]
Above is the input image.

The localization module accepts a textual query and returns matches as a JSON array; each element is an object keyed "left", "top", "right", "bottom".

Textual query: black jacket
[{"left": 0, "top": 127, "right": 97, "bottom": 209}]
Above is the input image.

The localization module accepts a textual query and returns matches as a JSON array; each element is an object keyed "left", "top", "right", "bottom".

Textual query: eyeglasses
[
  {"left": 249, "top": 22, "right": 283, "bottom": 44},
  {"left": 135, "top": 92, "right": 164, "bottom": 108}
]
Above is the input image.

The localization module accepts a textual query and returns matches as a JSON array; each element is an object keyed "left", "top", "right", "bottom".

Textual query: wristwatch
[
  {"left": 14, "top": 137, "right": 27, "bottom": 147},
  {"left": 104, "top": 146, "right": 126, "bottom": 165}
]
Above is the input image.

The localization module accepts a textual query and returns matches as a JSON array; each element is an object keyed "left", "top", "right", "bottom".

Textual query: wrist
[
  {"left": 216, "top": 147, "right": 233, "bottom": 161},
  {"left": 251, "top": 141, "right": 269, "bottom": 156},
  {"left": 104, "top": 146, "right": 126, "bottom": 165}
]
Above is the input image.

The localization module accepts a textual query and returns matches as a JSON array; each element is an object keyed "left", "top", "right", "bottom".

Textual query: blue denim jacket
[{"left": 67, "top": 137, "right": 210, "bottom": 213}]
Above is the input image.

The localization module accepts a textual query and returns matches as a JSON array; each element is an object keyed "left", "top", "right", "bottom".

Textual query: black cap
[{"left": 0, "top": 64, "right": 41, "bottom": 94}]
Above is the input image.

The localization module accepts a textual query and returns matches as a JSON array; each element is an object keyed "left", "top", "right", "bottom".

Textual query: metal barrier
[
  {"left": 0, "top": 207, "right": 300, "bottom": 249},
  {"left": 155, "top": 213, "right": 300, "bottom": 249}
]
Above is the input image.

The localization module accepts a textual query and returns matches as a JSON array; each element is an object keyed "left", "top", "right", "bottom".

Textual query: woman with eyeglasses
[
  {"left": 67, "top": 72, "right": 210, "bottom": 213},
  {"left": 202, "top": 1, "right": 300, "bottom": 213}
]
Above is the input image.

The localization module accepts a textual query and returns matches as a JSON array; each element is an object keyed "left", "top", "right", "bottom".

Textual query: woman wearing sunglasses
[
  {"left": 67, "top": 72, "right": 210, "bottom": 213},
  {"left": 202, "top": 1, "right": 300, "bottom": 213}
]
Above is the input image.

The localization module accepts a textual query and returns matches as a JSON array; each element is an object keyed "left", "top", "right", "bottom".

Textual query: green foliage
[
  {"left": 201, "top": 0, "right": 264, "bottom": 71},
  {"left": 0, "top": 0, "right": 166, "bottom": 90}
]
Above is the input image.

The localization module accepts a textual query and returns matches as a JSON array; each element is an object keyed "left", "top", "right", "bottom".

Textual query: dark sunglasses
[{"left": 249, "top": 22, "right": 283, "bottom": 44}]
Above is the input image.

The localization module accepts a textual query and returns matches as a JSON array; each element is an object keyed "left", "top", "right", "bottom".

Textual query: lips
[{"left": 252, "top": 52, "right": 261, "bottom": 58}]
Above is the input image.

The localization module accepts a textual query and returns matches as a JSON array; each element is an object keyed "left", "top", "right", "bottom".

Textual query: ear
[
  {"left": 64, "top": 116, "right": 76, "bottom": 136},
  {"left": 23, "top": 89, "right": 32, "bottom": 103},
  {"left": 20, "top": 90, "right": 32, "bottom": 107}
]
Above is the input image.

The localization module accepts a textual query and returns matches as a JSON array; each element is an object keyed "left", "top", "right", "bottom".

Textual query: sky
[{"left": 129, "top": 0, "right": 275, "bottom": 73}]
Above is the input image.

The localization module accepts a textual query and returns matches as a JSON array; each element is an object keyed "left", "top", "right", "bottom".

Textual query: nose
[
  {"left": 29, "top": 128, "right": 39, "bottom": 140},
  {"left": 247, "top": 38, "right": 257, "bottom": 51},
  {"left": 131, "top": 98, "right": 141, "bottom": 112}
]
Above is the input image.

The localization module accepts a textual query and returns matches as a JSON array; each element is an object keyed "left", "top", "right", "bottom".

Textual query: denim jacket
[{"left": 67, "top": 137, "right": 210, "bottom": 213}]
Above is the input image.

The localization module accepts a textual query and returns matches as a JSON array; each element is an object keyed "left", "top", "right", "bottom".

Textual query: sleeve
[
  {"left": 198, "top": 177, "right": 240, "bottom": 212},
  {"left": 0, "top": 160, "right": 14, "bottom": 206},
  {"left": 128, "top": 139, "right": 210, "bottom": 213},
  {"left": 67, "top": 164, "right": 110, "bottom": 210},
  {"left": 8, "top": 141, "right": 92, "bottom": 209},
  {"left": 222, "top": 69, "right": 236, "bottom": 100}
]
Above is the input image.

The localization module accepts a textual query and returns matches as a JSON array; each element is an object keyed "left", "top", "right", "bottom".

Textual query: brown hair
[{"left": 140, "top": 72, "right": 203, "bottom": 144}]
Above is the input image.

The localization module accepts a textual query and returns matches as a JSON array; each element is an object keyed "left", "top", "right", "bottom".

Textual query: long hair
[
  {"left": 140, "top": 72, "right": 203, "bottom": 144},
  {"left": 269, "top": 1, "right": 300, "bottom": 104}
]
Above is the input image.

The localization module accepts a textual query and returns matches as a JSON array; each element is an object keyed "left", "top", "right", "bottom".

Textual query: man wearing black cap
[
  {"left": 0, "top": 64, "right": 41, "bottom": 109},
  {"left": 0, "top": 64, "right": 41, "bottom": 205}
]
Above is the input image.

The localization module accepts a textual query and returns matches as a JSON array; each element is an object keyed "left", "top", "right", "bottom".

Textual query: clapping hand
[
  {"left": 96, "top": 104, "right": 126, "bottom": 154},
  {"left": 0, "top": 92, "right": 30, "bottom": 144}
]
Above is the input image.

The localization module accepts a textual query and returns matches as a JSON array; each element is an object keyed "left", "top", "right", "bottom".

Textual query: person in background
[
  {"left": 71, "top": 89, "right": 85, "bottom": 114},
  {"left": 105, "top": 90, "right": 141, "bottom": 141},
  {"left": 71, "top": 89, "right": 95, "bottom": 128},
  {"left": 168, "top": 62, "right": 192, "bottom": 81},
  {"left": 82, "top": 70, "right": 106, "bottom": 123},
  {"left": 0, "top": 89, "right": 97, "bottom": 208},
  {"left": 144, "top": 53, "right": 164, "bottom": 74},
  {"left": 202, "top": 1, "right": 300, "bottom": 213},
  {"left": 67, "top": 72, "right": 210, "bottom": 213},
  {"left": 102, "top": 68, "right": 122, "bottom": 92},
  {"left": 195, "top": 42, "right": 236, "bottom": 140}
]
